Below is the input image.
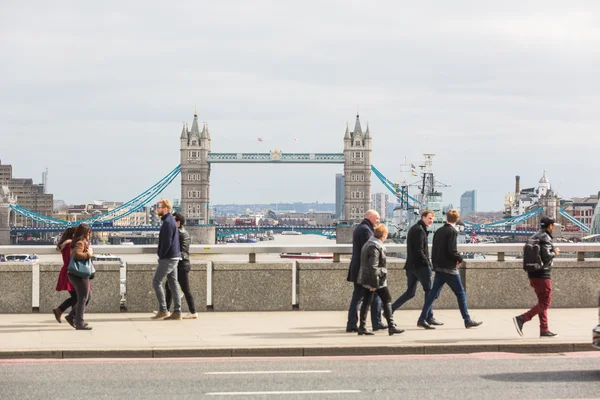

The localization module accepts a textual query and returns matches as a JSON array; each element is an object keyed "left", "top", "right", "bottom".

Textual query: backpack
[{"left": 522, "top": 235, "right": 543, "bottom": 272}]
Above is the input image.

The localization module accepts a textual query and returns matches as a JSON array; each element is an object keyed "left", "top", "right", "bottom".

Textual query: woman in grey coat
[{"left": 357, "top": 224, "right": 405, "bottom": 336}]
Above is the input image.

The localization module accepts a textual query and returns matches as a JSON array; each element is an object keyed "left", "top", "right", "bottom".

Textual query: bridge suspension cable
[
  {"left": 370, "top": 165, "right": 423, "bottom": 207},
  {"left": 9, "top": 165, "right": 181, "bottom": 226}
]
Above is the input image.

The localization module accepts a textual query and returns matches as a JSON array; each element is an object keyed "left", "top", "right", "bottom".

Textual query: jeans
[
  {"left": 166, "top": 260, "right": 196, "bottom": 314},
  {"left": 153, "top": 258, "right": 181, "bottom": 313},
  {"left": 418, "top": 271, "right": 471, "bottom": 323},
  {"left": 359, "top": 286, "right": 393, "bottom": 329},
  {"left": 522, "top": 278, "right": 552, "bottom": 332},
  {"left": 392, "top": 267, "right": 435, "bottom": 322},
  {"left": 347, "top": 282, "right": 382, "bottom": 329},
  {"left": 67, "top": 274, "right": 91, "bottom": 328}
]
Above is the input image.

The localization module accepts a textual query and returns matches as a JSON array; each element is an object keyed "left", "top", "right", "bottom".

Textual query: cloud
[{"left": 1, "top": 0, "right": 598, "bottom": 210}]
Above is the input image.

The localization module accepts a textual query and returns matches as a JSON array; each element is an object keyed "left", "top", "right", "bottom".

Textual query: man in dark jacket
[
  {"left": 513, "top": 217, "right": 560, "bottom": 337},
  {"left": 391, "top": 210, "right": 443, "bottom": 326},
  {"left": 152, "top": 199, "right": 182, "bottom": 320},
  {"left": 165, "top": 212, "right": 197, "bottom": 319},
  {"left": 417, "top": 209, "right": 482, "bottom": 329},
  {"left": 346, "top": 210, "right": 385, "bottom": 332}
]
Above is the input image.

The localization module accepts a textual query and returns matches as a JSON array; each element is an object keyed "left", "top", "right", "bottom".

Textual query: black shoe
[
  {"left": 75, "top": 325, "right": 93, "bottom": 331},
  {"left": 345, "top": 327, "right": 358, "bottom": 333},
  {"left": 465, "top": 320, "right": 483, "bottom": 329},
  {"left": 388, "top": 326, "right": 405, "bottom": 336},
  {"left": 52, "top": 308, "right": 62, "bottom": 323},
  {"left": 357, "top": 327, "right": 374, "bottom": 336},
  {"left": 372, "top": 324, "right": 388, "bottom": 331},
  {"left": 540, "top": 331, "right": 558, "bottom": 338},
  {"left": 427, "top": 318, "right": 444, "bottom": 326},
  {"left": 65, "top": 315, "right": 75, "bottom": 328},
  {"left": 513, "top": 315, "right": 524, "bottom": 337},
  {"left": 417, "top": 321, "right": 435, "bottom": 330}
]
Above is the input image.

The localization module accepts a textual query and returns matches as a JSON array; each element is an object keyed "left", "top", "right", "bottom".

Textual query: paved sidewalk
[{"left": 0, "top": 309, "right": 596, "bottom": 359}]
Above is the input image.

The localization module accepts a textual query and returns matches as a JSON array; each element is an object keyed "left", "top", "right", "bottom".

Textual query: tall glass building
[{"left": 460, "top": 190, "right": 477, "bottom": 216}]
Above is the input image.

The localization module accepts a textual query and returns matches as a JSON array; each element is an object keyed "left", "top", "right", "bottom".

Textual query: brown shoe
[
  {"left": 164, "top": 312, "right": 182, "bottom": 320},
  {"left": 52, "top": 308, "right": 62, "bottom": 323},
  {"left": 152, "top": 311, "right": 170, "bottom": 320}
]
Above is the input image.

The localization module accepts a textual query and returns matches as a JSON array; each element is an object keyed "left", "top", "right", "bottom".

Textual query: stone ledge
[{"left": 1, "top": 342, "right": 594, "bottom": 359}]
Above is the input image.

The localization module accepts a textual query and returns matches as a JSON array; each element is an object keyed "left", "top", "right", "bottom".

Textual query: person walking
[
  {"left": 346, "top": 210, "right": 385, "bottom": 333},
  {"left": 417, "top": 209, "right": 482, "bottom": 330},
  {"left": 165, "top": 212, "right": 197, "bottom": 319},
  {"left": 356, "top": 225, "right": 405, "bottom": 336},
  {"left": 152, "top": 199, "right": 183, "bottom": 320},
  {"left": 52, "top": 227, "right": 76, "bottom": 323},
  {"left": 391, "top": 210, "right": 443, "bottom": 326},
  {"left": 68, "top": 223, "right": 94, "bottom": 330},
  {"left": 513, "top": 217, "right": 560, "bottom": 338}
]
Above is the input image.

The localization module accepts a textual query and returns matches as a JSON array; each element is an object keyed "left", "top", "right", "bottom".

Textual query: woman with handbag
[
  {"left": 68, "top": 223, "right": 94, "bottom": 330},
  {"left": 52, "top": 227, "right": 76, "bottom": 323}
]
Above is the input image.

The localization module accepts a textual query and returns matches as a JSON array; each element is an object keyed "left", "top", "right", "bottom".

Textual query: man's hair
[
  {"left": 421, "top": 210, "right": 434, "bottom": 218},
  {"left": 158, "top": 199, "right": 173, "bottom": 211},
  {"left": 446, "top": 209, "right": 460, "bottom": 223},
  {"left": 373, "top": 224, "right": 388, "bottom": 239},
  {"left": 173, "top": 212, "right": 185, "bottom": 226}
]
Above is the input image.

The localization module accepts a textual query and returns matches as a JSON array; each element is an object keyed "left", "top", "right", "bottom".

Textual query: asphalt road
[{"left": 1, "top": 352, "right": 599, "bottom": 400}]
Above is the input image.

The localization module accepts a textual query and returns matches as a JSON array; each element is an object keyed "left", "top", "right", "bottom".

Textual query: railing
[{"left": 1, "top": 243, "right": 600, "bottom": 263}]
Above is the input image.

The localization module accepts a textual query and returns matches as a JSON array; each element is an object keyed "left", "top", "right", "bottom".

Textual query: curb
[{"left": 0, "top": 342, "right": 594, "bottom": 359}]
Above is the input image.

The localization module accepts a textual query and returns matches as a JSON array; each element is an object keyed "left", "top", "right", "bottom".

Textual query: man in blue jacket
[
  {"left": 346, "top": 210, "right": 385, "bottom": 332},
  {"left": 152, "top": 199, "right": 182, "bottom": 320}
]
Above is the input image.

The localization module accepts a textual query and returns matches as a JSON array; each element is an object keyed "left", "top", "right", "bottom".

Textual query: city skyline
[{"left": 1, "top": 2, "right": 599, "bottom": 210}]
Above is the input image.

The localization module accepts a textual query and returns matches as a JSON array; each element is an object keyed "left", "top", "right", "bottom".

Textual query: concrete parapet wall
[
  {"left": 212, "top": 262, "right": 293, "bottom": 311},
  {"left": 465, "top": 260, "right": 600, "bottom": 309},
  {"left": 0, "top": 263, "right": 32, "bottom": 313},
  {"left": 38, "top": 262, "right": 121, "bottom": 313},
  {"left": 125, "top": 262, "right": 207, "bottom": 313}
]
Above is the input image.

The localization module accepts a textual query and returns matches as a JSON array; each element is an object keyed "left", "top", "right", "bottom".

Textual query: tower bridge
[{"left": 2, "top": 110, "right": 590, "bottom": 245}]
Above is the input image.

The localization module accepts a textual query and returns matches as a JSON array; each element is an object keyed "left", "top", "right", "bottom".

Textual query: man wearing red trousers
[{"left": 513, "top": 217, "right": 560, "bottom": 338}]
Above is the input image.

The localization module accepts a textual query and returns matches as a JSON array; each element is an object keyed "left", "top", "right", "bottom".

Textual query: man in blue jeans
[
  {"left": 417, "top": 209, "right": 482, "bottom": 329},
  {"left": 392, "top": 210, "right": 443, "bottom": 326},
  {"left": 151, "top": 199, "right": 183, "bottom": 320},
  {"left": 346, "top": 210, "right": 385, "bottom": 332}
]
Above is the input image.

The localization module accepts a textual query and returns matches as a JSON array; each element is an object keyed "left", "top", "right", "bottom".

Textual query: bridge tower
[
  {"left": 0, "top": 186, "right": 16, "bottom": 245},
  {"left": 343, "top": 114, "right": 372, "bottom": 223},
  {"left": 180, "top": 110, "right": 211, "bottom": 225}
]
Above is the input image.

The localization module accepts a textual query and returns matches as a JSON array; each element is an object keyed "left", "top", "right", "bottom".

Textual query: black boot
[
  {"left": 357, "top": 301, "right": 374, "bottom": 336},
  {"left": 383, "top": 303, "right": 405, "bottom": 336}
]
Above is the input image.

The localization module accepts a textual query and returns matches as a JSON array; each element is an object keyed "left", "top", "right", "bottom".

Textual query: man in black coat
[
  {"left": 417, "top": 209, "right": 482, "bottom": 329},
  {"left": 391, "top": 210, "right": 443, "bottom": 326},
  {"left": 346, "top": 210, "right": 385, "bottom": 332}
]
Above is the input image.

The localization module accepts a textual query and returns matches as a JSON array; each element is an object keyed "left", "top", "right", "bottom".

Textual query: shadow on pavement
[{"left": 481, "top": 370, "right": 600, "bottom": 382}]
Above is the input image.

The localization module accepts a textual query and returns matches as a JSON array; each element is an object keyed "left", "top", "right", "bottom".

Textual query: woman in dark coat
[{"left": 357, "top": 224, "right": 405, "bottom": 336}]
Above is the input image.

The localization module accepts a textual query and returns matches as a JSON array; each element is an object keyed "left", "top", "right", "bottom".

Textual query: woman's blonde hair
[{"left": 373, "top": 224, "right": 388, "bottom": 239}]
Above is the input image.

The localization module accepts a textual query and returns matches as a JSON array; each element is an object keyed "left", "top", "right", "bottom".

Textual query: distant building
[
  {"left": 460, "top": 190, "right": 477, "bottom": 216},
  {"left": 0, "top": 159, "right": 53, "bottom": 226},
  {"left": 562, "top": 193, "right": 599, "bottom": 228},
  {"left": 335, "top": 173, "right": 345, "bottom": 219},
  {"left": 370, "top": 192, "right": 389, "bottom": 221}
]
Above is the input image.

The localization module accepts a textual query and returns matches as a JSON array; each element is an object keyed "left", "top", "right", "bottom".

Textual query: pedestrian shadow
[{"left": 481, "top": 370, "right": 600, "bottom": 382}]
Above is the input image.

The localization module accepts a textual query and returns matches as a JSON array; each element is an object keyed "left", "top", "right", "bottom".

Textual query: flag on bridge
[
  {"left": 257, "top": 137, "right": 263, "bottom": 142},
  {"left": 293, "top": 138, "right": 298, "bottom": 142}
]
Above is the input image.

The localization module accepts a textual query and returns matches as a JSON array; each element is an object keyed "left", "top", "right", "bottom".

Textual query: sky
[{"left": 1, "top": 1, "right": 599, "bottom": 211}]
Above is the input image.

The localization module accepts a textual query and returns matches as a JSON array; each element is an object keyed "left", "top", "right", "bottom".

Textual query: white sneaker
[{"left": 183, "top": 312, "right": 198, "bottom": 319}]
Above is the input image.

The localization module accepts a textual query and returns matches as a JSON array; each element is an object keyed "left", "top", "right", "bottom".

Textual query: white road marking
[
  {"left": 204, "top": 370, "right": 331, "bottom": 375},
  {"left": 206, "top": 390, "right": 360, "bottom": 396}
]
